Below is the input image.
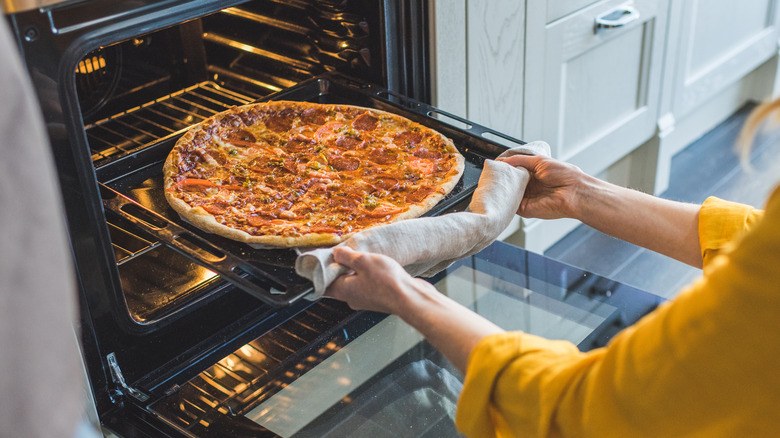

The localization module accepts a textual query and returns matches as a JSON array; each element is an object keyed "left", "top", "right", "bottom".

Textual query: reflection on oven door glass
[{"left": 246, "top": 265, "right": 614, "bottom": 437}]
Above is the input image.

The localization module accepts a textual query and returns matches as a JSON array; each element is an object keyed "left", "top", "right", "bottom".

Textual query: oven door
[{"left": 103, "top": 240, "right": 662, "bottom": 437}]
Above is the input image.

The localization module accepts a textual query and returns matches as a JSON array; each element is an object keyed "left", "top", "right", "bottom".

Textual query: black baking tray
[{"left": 98, "top": 72, "right": 525, "bottom": 314}]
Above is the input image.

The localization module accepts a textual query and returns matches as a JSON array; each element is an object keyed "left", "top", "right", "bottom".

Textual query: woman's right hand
[
  {"left": 497, "top": 154, "right": 588, "bottom": 220},
  {"left": 324, "top": 246, "right": 434, "bottom": 315}
]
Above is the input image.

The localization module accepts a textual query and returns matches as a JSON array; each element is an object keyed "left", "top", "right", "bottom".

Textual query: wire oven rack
[{"left": 86, "top": 81, "right": 257, "bottom": 166}]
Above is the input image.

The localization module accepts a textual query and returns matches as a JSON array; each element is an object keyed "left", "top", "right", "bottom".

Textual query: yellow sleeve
[
  {"left": 698, "top": 196, "right": 763, "bottom": 267},
  {"left": 456, "top": 187, "right": 780, "bottom": 438}
]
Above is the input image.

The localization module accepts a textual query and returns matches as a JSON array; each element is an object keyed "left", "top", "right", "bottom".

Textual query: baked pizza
[{"left": 163, "top": 100, "right": 465, "bottom": 248}]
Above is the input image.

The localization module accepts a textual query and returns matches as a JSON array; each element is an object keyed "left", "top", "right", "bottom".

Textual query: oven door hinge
[{"left": 107, "top": 353, "right": 150, "bottom": 403}]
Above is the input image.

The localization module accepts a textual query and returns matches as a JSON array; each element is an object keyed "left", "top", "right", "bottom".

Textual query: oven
[{"left": 5, "top": 1, "right": 664, "bottom": 436}]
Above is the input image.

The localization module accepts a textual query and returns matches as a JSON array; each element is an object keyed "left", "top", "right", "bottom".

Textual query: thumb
[{"left": 332, "top": 245, "right": 362, "bottom": 269}]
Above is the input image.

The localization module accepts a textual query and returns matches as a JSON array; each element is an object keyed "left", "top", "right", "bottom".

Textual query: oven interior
[
  {"left": 28, "top": 0, "right": 525, "bottom": 434},
  {"left": 72, "top": 0, "right": 511, "bottom": 334},
  {"left": 80, "top": 0, "right": 392, "bottom": 328}
]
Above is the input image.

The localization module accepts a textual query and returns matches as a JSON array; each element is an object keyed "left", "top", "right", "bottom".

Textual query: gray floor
[{"left": 544, "top": 103, "right": 780, "bottom": 299}]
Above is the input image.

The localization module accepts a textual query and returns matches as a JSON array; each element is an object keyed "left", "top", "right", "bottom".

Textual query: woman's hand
[
  {"left": 325, "top": 246, "right": 435, "bottom": 314},
  {"left": 501, "top": 153, "right": 704, "bottom": 268},
  {"left": 498, "top": 154, "right": 588, "bottom": 220},
  {"left": 325, "top": 246, "right": 504, "bottom": 373}
]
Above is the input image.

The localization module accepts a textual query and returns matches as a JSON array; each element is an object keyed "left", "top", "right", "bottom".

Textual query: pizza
[{"left": 163, "top": 100, "right": 465, "bottom": 248}]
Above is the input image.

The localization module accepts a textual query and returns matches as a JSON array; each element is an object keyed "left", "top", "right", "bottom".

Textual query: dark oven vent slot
[{"left": 86, "top": 81, "right": 254, "bottom": 167}]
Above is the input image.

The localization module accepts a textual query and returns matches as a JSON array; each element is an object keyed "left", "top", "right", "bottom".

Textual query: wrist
[
  {"left": 393, "top": 279, "right": 449, "bottom": 321},
  {"left": 567, "top": 172, "right": 600, "bottom": 221}
]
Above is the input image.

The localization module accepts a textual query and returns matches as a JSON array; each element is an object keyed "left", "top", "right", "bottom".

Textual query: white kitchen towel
[{"left": 295, "top": 140, "right": 551, "bottom": 297}]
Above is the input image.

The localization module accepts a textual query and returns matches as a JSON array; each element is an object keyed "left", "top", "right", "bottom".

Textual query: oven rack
[
  {"left": 84, "top": 0, "right": 373, "bottom": 168},
  {"left": 147, "top": 300, "right": 374, "bottom": 435},
  {"left": 86, "top": 81, "right": 255, "bottom": 166}
]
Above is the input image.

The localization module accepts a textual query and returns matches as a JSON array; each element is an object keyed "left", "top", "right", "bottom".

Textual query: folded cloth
[{"left": 295, "top": 141, "right": 551, "bottom": 297}]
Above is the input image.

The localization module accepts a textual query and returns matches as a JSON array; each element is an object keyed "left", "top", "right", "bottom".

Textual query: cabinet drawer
[
  {"left": 547, "top": 0, "right": 599, "bottom": 23},
  {"left": 525, "top": 0, "right": 668, "bottom": 175}
]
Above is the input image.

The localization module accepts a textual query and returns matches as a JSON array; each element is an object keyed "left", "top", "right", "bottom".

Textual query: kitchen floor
[{"left": 545, "top": 103, "right": 780, "bottom": 300}]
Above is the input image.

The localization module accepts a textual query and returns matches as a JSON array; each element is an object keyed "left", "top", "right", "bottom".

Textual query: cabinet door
[
  {"left": 525, "top": 0, "right": 668, "bottom": 175},
  {"left": 667, "top": 0, "right": 780, "bottom": 118},
  {"left": 466, "top": 1, "right": 526, "bottom": 140},
  {"left": 431, "top": 1, "right": 525, "bottom": 141}
]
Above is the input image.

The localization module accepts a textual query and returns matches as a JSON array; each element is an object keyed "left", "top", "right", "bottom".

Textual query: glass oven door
[{"left": 244, "top": 241, "right": 664, "bottom": 437}]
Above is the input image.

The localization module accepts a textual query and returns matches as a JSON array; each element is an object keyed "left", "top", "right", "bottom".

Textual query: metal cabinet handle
[{"left": 594, "top": 6, "right": 640, "bottom": 33}]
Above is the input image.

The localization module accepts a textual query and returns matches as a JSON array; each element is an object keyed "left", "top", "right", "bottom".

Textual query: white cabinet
[
  {"left": 430, "top": 0, "right": 780, "bottom": 251},
  {"left": 524, "top": 0, "right": 669, "bottom": 176},
  {"left": 653, "top": 0, "right": 780, "bottom": 193}
]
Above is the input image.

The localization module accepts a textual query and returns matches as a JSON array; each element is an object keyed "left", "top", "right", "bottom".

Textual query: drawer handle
[{"left": 594, "top": 6, "right": 639, "bottom": 33}]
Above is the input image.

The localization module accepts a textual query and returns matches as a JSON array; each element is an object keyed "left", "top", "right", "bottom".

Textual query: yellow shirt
[{"left": 456, "top": 188, "right": 776, "bottom": 438}]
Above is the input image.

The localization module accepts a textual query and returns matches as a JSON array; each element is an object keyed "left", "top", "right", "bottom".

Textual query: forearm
[
  {"left": 395, "top": 281, "right": 504, "bottom": 373},
  {"left": 573, "top": 174, "right": 702, "bottom": 268}
]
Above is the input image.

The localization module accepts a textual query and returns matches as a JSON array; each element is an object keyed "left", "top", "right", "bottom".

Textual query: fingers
[
  {"left": 496, "top": 153, "right": 542, "bottom": 171},
  {"left": 324, "top": 273, "right": 350, "bottom": 300},
  {"left": 332, "top": 245, "right": 361, "bottom": 269}
]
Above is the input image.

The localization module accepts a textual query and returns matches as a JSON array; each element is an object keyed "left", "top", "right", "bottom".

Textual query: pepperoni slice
[
  {"left": 394, "top": 131, "right": 423, "bottom": 147},
  {"left": 407, "top": 157, "right": 435, "bottom": 175},
  {"left": 360, "top": 204, "right": 406, "bottom": 218},
  {"left": 329, "top": 196, "right": 360, "bottom": 212},
  {"left": 247, "top": 215, "right": 277, "bottom": 228},
  {"left": 265, "top": 112, "right": 293, "bottom": 132},
  {"left": 286, "top": 136, "right": 316, "bottom": 153},
  {"left": 190, "top": 132, "right": 210, "bottom": 148},
  {"left": 238, "top": 109, "right": 260, "bottom": 126},
  {"left": 224, "top": 128, "right": 256, "bottom": 144},
  {"left": 412, "top": 147, "right": 442, "bottom": 160},
  {"left": 368, "top": 147, "right": 397, "bottom": 165},
  {"left": 201, "top": 200, "right": 230, "bottom": 215},
  {"left": 207, "top": 150, "right": 228, "bottom": 165},
  {"left": 405, "top": 186, "right": 435, "bottom": 203},
  {"left": 434, "top": 160, "right": 453, "bottom": 174},
  {"left": 315, "top": 122, "right": 344, "bottom": 142},
  {"left": 177, "top": 157, "right": 197, "bottom": 174},
  {"left": 330, "top": 156, "right": 360, "bottom": 171},
  {"left": 335, "top": 135, "right": 364, "bottom": 150},
  {"left": 301, "top": 107, "right": 329, "bottom": 125},
  {"left": 352, "top": 113, "right": 379, "bottom": 131},
  {"left": 282, "top": 157, "right": 300, "bottom": 174},
  {"left": 371, "top": 176, "right": 399, "bottom": 190}
]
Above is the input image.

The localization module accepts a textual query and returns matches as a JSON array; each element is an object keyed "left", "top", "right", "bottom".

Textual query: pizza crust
[{"left": 163, "top": 101, "right": 465, "bottom": 248}]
